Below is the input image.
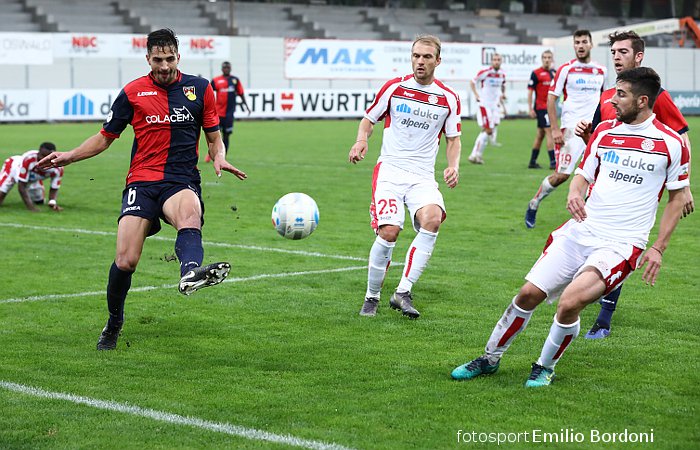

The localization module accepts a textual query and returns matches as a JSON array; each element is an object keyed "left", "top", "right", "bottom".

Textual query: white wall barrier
[
  {"left": 0, "top": 87, "right": 538, "bottom": 122},
  {"left": 1, "top": 88, "right": 378, "bottom": 122},
  {"left": 3, "top": 87, "right": 698, "bottom": 122}
]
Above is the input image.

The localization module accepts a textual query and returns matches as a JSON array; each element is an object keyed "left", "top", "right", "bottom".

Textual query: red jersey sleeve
[
  {"left": 202, "top": 83, "right": 220, "bottom": 132},
  {"left": 653, "top": 89, "right": 689, "bottom": 135}
]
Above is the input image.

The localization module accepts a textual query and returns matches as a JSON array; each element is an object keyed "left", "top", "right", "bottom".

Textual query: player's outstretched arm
[
  {"left": 241, "top": 94, "right": 252, "bottom": 116},
  {"left": 639, "top": 188, "right": 685, "bottom": 286},
  {"left": 547, "top": 94, "right": 563, "bottom": 145},
  {"left": 682, "top": 187, "right": 694, "bottom": 217},
  {"left": 566, "top": 174, "right": 589, "bottom": 222},
  {"left": 470, "top": 80, "right": 479, "bottom": 103},
  {"left": 47, "top": 188, "right": 63, "bottom": 212},
  {"left": 349, "top": 118, "right": 374, "bottom": 164},
  {"left": 205, "top": 130, "right": 246, "bottom": 180},
  {"left": 443, "top": 136, "right": 461, "bottom": 188},
  {"left": 38, "top": 132, "right": 114, "bottom": 169},
  {"left": 17, "top": 182, "right": 39, "bottom": 212}
]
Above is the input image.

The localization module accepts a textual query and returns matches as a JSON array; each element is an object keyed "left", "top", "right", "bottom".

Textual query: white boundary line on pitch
[
  {"left": 0, "top": 381, "right": 355, "bottom": 450},
  {"left": 0, "top": 266, "right": 366, "bottom": 305},
  {"left": 0, "top": 223, "right": 365, "bottom": 262}
]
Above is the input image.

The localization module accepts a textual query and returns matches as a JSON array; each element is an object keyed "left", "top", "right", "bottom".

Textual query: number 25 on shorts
[{"left": 377, "top": 198, "right": 398, "bottom": 215}]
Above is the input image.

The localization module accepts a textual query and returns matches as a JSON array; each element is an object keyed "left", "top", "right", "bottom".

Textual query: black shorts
[
  {"left": 535, "top": 109, "right": 551, "bottom": 128},
  {"left": 119, "top": 181, "right": 204, "bottom": 236},
  {"left": 219, "top": 116, "right": 234, "bottom": 134}
]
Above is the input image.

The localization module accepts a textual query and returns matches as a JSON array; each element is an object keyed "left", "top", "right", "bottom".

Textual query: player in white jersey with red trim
[
  {"left": 525, "top": 30, "right": 606, "bottom": 228},
  {"left": 452, "top": 67, "right": 689, "bottom": 387},
  {"left": 468, "top": 53, "right": 506, "bottom": 164},
  {"left": 349, "top": 34, "right": 461, "bottom": 319},
  {"left": 0, "top": 142, "right": 64, "bottom": 212}
]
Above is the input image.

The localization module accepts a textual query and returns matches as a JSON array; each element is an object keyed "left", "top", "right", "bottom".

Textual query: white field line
[
  {"left": 0, "top": 222, "right": 365, "bottom": 261},
  {"left": 0, "top": 266, "right": 366, "bottom": 305},
  {"left": 0, "top": 381, "right": 355, "bottom": 450}
]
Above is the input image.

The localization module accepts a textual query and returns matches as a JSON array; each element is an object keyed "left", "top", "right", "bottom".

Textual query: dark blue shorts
[
  {"left": 535, "top": 109, "right": 550, "bottom": 128},
  {"left": 119, "top": 181, "right": 204, "bottom": 236},
  {"left": 219, "top": 116, "right": 234, "bottom": 134}
]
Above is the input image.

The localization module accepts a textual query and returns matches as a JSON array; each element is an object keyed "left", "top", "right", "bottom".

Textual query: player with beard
[
  {"left": 525, "top": 30, "right": 606, "bottom": 228},
  {"left": 573, "top": 30, "right": 693, "bottom": 339},
  {"left": 39, "top": 29, "right": 247, "bottom": 350},
  {"left": 452, "top": 67, "right": 689, "bottom": 387}
]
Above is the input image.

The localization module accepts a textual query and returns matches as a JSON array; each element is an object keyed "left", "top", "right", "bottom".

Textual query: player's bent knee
[
  {"left": 557, "top": 296, "right": 587, "bottom": 318},
  {"left": 515, "top": 283, "right": 546, "bottom": 310},
  {"left": 550, "top": 173, "right": 570, "bottom": 186},
  {"left": 377, "top": 225, "right": 400, "bottom": 242},
  {"left": 114, "top": 254, "right": 140, "bottom": 272}
]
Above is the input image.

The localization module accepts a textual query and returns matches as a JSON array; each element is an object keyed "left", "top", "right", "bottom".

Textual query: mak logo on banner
[{"left": 298, "top": 47, "right": 374, "bottom": 65}]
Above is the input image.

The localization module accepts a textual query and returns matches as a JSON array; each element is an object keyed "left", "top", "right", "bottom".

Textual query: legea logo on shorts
[{"left": 146, "top": 106, "right": 194, "bottom": 124}]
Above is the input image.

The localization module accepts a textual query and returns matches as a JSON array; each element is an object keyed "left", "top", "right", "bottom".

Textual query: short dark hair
[
  {"left": 222, "top": 61, "right": 231, "bottom": 67},
  {"left": 147, "top": 28, "right": 178, "bottom": 54},
  {"left": 39, "top": 142, "right": 56, "bottom": 152},
  {"left": 608, "top": 30, "right": 645, "bottom": 54},
  {"left": 616, "top": 67, "right": 661, "bottom": 108},
  {"left": 573, "top": 29, "right": 592, "bottom": 41}
]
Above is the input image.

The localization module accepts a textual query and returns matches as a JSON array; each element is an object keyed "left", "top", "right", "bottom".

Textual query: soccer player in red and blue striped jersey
[
  {"left": 39, "top": 29, "right": 247, "bottom": 351},
  {"left": 210, "top": 61, "right": 251, "bottom": 157},
  {"left": 526, "top": 50, "right": 557, "bottom": 169}
]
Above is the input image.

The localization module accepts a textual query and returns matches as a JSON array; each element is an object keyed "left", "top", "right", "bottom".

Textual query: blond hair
[{"left": 412, "top": 34, "right": 441, "bottom": 58}]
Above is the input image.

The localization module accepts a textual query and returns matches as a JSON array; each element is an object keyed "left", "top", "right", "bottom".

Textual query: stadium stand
[
  {"left": 117, "top": 0, "right": 219, "bottom": 35},
  {"left": 202, "top": 1, "right": 315, "bottom": 38},
  {"left": 23, "top": 0, "right": 134, "bottom": 33},
  {"left": 0, "top": 0, "right": 43, "bottom": 32},
  {"left": 434, "top": 9, "right": 519, "bottom": 43},
  {"left": 0, "top": 0, "right": 697, "bottom": 48}
]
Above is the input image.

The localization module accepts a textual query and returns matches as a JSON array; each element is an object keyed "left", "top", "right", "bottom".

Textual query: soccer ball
[{"left": 271, "top": 193, "right": 319, "bottom": 240}]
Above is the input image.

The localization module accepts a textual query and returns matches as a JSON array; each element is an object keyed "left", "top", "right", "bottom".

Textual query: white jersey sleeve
[{"left": 365, "top": 78, "right": 401, "bottom": 125}]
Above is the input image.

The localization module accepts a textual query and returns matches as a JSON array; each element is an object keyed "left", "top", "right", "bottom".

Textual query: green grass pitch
[{"left": 0, "top": 118, "right": 698, "bottom": 449}]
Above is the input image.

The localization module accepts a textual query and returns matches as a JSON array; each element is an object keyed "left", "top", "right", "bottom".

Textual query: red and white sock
[
  {"left": 529, "top": 176, "right": 555, "bottom": 210},
  {"left": 485, "top": 298, "right": 534, "bottom": 363},
  {"left": 366, "top": 235, "right": 395, "bottom": 299},
  {"left": 536, "top": 316, "right": 580, "bottom": 369},
  {"left": 471, "top": 131, "right": 488, "bottom": 159},
  {"left": 396, "top": 228, "right": 437, "bottom": 293}
]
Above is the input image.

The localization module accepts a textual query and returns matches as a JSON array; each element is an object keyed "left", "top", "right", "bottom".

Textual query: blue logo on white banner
[{"left": 64, "top": 93, "right": 94, "bottom": 116}]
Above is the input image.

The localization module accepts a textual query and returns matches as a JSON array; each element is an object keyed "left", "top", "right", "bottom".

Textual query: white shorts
[
  {"left": 476, "top": 103, "right": 501, "bottom": 129},
  {"left": 370, "top": 162, "right": 445, "bottom": 233},
  {"left": 554, "top": 128, "right": 586, "bottom": 175},
  {"left": 526, "top": 220, "right": 643, "bottom": 303}
]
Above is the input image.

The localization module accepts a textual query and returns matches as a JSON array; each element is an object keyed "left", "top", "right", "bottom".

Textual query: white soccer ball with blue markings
[{"left": 271, "top": 193, "right": 319, "bottom": 240}]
